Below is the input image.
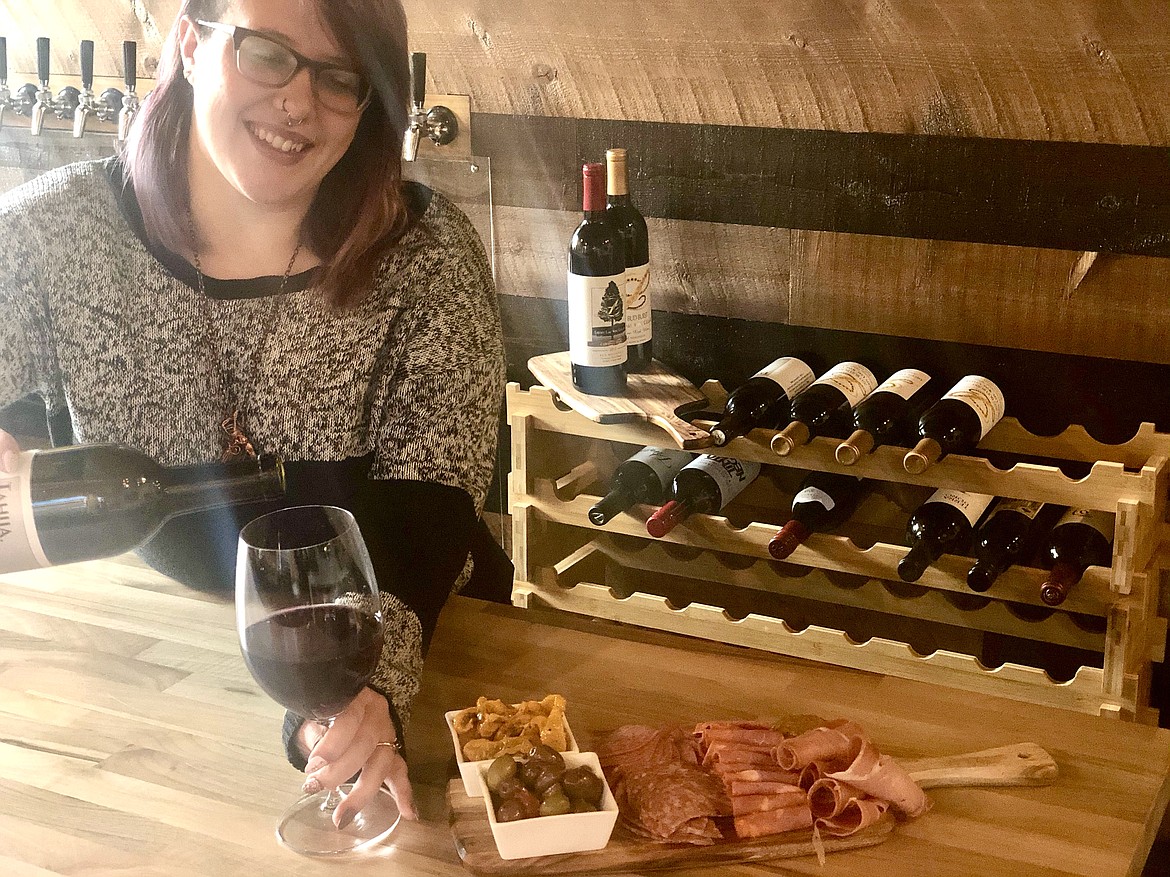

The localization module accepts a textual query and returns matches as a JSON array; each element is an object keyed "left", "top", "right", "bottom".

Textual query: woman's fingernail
[
  {"left": 301, "top": 777, "right": 322, "bottom": 795},
  {"left": 336, "top": 810, "right": 355, "bottom": 830},
  {"left": 1, "top": 451, "right": 18, "bottom": 474},
  {"left": 305, "top": 757, "right": 326, "bottom": 774}
]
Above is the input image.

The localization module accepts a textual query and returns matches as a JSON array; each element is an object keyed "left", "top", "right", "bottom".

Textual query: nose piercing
[{"left": 281, "top": 97, "right": 305, "bottom": 127}]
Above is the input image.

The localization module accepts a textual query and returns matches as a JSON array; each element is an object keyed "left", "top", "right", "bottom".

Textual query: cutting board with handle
[
  {"left": 527, "top": 352, "right": 715, "bottom": 450},
  {"left": 448, "top": 742, "right": 1057, "bottom": 875}
]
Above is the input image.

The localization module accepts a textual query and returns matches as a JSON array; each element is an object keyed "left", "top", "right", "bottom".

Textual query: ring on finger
[{"left": 375, "top": 739, "right": 404, "bottom": 753}]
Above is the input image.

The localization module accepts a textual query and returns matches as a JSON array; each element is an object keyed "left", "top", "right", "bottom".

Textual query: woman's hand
[
  {"left": 0, "top": 429, "right": 22, "bottom": 473},
  {"left": 295, "top": 686, "right": 418, "bottom": 827}
]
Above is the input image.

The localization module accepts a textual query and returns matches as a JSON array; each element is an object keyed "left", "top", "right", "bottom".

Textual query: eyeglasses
[{"left": 195, "top": 20, "right": 370, "bottom": 115}]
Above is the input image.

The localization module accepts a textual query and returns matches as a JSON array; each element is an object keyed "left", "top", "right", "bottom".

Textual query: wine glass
[{"left": 236, "top": 504, "right": 401, "bottom": 855}]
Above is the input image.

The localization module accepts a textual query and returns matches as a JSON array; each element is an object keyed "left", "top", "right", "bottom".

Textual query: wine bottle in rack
[
  {"left": 771, "top": 362, "right": 879, "bottom": 455},
  {"left": 767, "top": 471, "right": 865, "bottom": 560},
  {"left": 709, "top": 356, "right": 816, "bottom": 446},
  {"left": 966, "top": 499, "right": 1057, "bottom": 592},
  {"left": 0, "top": 444, "right": 286, "bottom": 573},
  {"left": 903, "top": 375, "right": 1005, "bottom": 474},
  {"left": 605, "top": 148, "right": 652, "bottom": 372},
  {"left": 646, "top": 455, "right": 762, "bottom": 538},
  {"left": 835, "top": 368, "right": 937, "bottom": 465},
  {"left": 587, "top": 447, "right": 694, "bottom": 526},
  {"left": 1038, "top": 508, "right": 1114, "bottom": 606},
  {"left": 897, "top": 488, "right": 994, "bottom": 582},
  {"left": 569, "top": 161, "right": 627, "bottom": 395}
]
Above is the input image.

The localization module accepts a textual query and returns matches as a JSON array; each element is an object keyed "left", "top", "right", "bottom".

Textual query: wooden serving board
[
  {"left": 448, "top": 743, "right": 1057, "bottom": 876},
  {"left": 527, "top": 352, "right": 714, "bottom": 450}
]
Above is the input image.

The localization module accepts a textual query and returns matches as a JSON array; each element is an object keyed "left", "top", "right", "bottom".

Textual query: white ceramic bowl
[
  {"left": 478, "top": 751, "right": 618, "bottom": 860},
  {"left": 445, "top": 707, "right": 579, "bottom": 797}
]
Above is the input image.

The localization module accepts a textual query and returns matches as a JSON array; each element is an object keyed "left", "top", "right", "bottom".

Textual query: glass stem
[{"left": 320, "top": 787, "right": 342, "bottom": 814}]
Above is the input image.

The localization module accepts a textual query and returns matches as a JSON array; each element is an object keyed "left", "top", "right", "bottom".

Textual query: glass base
[{"left": 276, "top": 783, "right": 400, "bottom": 856}]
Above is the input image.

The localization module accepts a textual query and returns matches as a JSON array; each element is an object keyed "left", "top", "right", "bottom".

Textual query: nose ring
[{"left": 281, "top": 97, "right": 305, "bottom": 127}]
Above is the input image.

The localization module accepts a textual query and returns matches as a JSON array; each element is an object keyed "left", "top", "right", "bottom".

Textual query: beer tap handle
[
  {"left": 118, "top": 40, "right": 139, "bottom": 142},
  {"left": 0, "top": 36, "right": 8, "bottom": 85},
  {"left": 123, "top": 41, "right": 137, "bottom": 93},
  {"left": 73, "top": 39, "right": 95, "bottom": 137},
  {"left": 80, "top": 40, "right": 94, "bottom": 92},
  {"left": 36, "top": 37, "right": 49, "bottom": 86},
  {"left": 410, "top": 52, "right": 426, "bottom": 112},
  {"left": 31, "top": 37, "right": 51, "bottom": 134}
]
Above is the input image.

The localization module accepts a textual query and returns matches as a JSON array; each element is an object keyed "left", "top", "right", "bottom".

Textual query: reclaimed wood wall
[{"left": 2, "top": 1, "right": 1170, "bottom": 411}]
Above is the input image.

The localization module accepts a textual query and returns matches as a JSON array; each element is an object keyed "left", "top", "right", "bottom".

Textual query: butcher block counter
[{"left": 0, "top": 553, "right": 1168, "bottom": 876}]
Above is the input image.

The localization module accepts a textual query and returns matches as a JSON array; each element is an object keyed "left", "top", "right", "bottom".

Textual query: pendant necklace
[{"left": 188, "top": 209, "right": 302, "bottom": 462}]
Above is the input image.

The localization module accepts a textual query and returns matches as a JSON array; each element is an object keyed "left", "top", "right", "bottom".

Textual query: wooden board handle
[{"left": 903, "top": 742, "right": 1057, "bottom": 789}]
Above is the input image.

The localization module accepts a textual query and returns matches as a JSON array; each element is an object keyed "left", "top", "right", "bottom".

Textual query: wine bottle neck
[
  {"left": 163, "top": 457, "right": 285, "bottom": 516},
  {"left": 588, "top": 483, "right": 637, "bottom": 526}
]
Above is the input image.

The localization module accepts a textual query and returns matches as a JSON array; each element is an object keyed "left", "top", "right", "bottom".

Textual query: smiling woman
[{"left": 0, "top": 0, "right": 507, "bottom": 854}]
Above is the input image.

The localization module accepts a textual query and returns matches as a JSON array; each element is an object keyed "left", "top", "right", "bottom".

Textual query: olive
[
  {"left": 527, "top": 743, "right": 566, "bottom": 771},
  {"left": 518, "top": 758, "right": 544, "bottom": 789},
  {"left": 561, "top": 765, "right": 604, "bottom": 805},
  {"left": 571, "top": 798, "right": 599, "bottom": 813},
  {"left": 494, "top": 774, "right": 524, "bottom": 799},
  {"left": 484, "top": 755, "right": 518, "bottom": 793},
  {"left": 512, "top": 787, "right": 541, "bottom": 819},
  {"left": 495, "top": 797, "right": 528, "bottom": 823},
  {"left": 530, "top": 764, "right": 566, "bottom": 797},
  {"left": 539, "top": 789, "right": 572, "bottom": 817}
]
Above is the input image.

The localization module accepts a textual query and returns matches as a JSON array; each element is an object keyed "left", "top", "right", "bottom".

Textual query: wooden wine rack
[{"left": 506, "top": 364, "right": 1170, "bottom": 723}]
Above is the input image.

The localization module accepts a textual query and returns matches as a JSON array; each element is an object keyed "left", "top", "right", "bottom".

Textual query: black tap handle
[
  {"left": 410, "top": 52, "right": 426, "bottom": 108},
  {"left": 36, "top": 37, "right": 49, "bottom": 85},
  {"left": 123, "top": 41, "right": 136, "bottom": 90},
  {"left": 80, "top": 40, "right": 94, "bottom": 91},
  {"left": 0, "top": 37, "right": 8, "bottom": 84}
]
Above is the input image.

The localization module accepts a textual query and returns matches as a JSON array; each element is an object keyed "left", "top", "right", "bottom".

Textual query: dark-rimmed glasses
[{"left": 195, "top": 20, "right": 370, "bottom": 114}]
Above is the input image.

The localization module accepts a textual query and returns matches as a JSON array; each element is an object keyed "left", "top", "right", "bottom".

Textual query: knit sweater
[{"left": 0, "top": 158, "right": 506, "bottom": 743}]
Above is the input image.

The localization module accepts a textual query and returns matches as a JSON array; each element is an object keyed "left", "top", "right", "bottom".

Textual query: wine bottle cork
[
  {"left": 835, "top": 429, "right": 874, "bottom": 465},
  {"left": 767, "top": 520, "right": 810, "bottom": 560},
  {"left": 903, "top": 437, "right": 943, "bottom": 474},
  {"left": 771, "top": 421, "right": 810, "bottom": 456}
]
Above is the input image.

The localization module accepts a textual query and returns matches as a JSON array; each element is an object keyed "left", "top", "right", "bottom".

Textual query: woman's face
[{"left": 179, "top": 0, "right": 363, "bottom": 212}]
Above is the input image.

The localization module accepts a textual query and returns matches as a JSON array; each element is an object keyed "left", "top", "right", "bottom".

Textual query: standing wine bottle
[
  {"left": 588, "top": 446, "right": 693, "bottom": 526},
  {"left": 569, "top": 161, "right": 627, "bottom": 395},
  {"left": 835, "top": 368, "right": 936, "bottom": 465},
  {"left": 897, "top": 488, "right": 994, "bottom": 582},
  {"left": 768, "top": 471, "right": 865, "bottom": 560},
  {"left": 903, "top": 375, "right": 1005, "bottom": 474},
  {"left": 709, "top": 356, "right": 816, "bottom": 446},
  {"left": 605, "top": 148, "right": 652, "bottom": 372},
  {"left": 772, "top": 362, "right": 878, "bottom": 455},
  {"left": 966, "top": 499, "right": 1055, "bottom": 592},
  {"left": 1038, "top": 508, "right": 1114, "bottom": 606},
  {"left": 0, "top": 444, "right": 285, "bottom": 573},
  {"left": 646, "top": 455, "right": 762, "bottom": 537}
]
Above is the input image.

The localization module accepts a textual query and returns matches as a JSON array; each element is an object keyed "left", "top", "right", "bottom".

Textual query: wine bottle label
[
  {"left": 756, "top": 357, "right": 815, "bottom": 397},
  {"left": 1056, "top": 508, "right": 1115, "bottom": 542},
  {"left": 567, "top": 271, "right": 628, "bottom": 367},
  {"left": 624, "top": 263, "right": 652, "bottom": 345},
  {"left": 688, "top": 455, "right": 762, "bottom": 508},
  {"left": 873, "top": 368, "right": 930, "bottom": 401},
  {"left": 0, "top": 451, "right": 50, "bottom": 573},
  {"left": 811, "top": 362, "right": 878, "bottom": 407},
  {"left": 793, "top": 486, "right": 834, "bottom": 511},
  {"left": 926, "top": 488, "right": 994, "bottom": 527},
  {"left": 995, "top": 498, "right": 1044, "bottom": 520},
  {"left": 629, "top": 447, "right": 692, "bottom": 488},
  {"left": 942, "top": 376, "right": 1005, "bottom": 439}
]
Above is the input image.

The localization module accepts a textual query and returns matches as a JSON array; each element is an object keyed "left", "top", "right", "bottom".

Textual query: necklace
[{"left": 187, "top": 209, "right": 302, "bottom": 462}]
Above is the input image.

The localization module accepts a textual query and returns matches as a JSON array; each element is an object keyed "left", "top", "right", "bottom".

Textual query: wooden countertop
[{"left": 1, "top": 554, "right": 1168, "bottom": 876}]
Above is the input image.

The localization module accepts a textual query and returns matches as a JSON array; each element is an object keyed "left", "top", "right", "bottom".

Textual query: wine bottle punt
[
  {"left": 605, "top": 148, "right": 652, "bottom": 372},
  {"left": 0, "top": 444, "right": 286, "bottom": 573},
  {"left": 966, "top": 498, "right": 1052, "bottom": 592},
  {"left": 772, "top": 362, "right": 878, "bottom": 456},
  {"left": 569, "top": 161, "right": 627, "bottom": 395},
  {"left": 646, "top": 455, "right": 762, "bottom": 538},
  {"left": 1038, "top": 508, "right": 1114, "bottom": 606},
  {"left": 709, "top": 356, "right": 816, "bottom": 446},
  {"left": 835, "top": 368, "right": 935, "bottom": 465},
  {"left": 897, "top": 488, "right": 994, "bottom": 583},
  {"left": 903, "top": 375, "right": 1005, "bottom": 474},
  {"left": 768, "top": 471, "right": 865, "bottom": 560},
  {"left": 587, "top": 446, "right": 693, "bottom": 526}
]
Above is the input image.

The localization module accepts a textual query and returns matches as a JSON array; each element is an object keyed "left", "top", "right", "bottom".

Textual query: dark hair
[{"left": 123, "top": 0, "right": 414, "bottom": 308}]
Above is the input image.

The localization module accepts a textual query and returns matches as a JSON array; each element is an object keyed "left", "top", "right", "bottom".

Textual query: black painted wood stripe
[{"left": 473, "top": 114, "right": 1170, "bottom": 257}]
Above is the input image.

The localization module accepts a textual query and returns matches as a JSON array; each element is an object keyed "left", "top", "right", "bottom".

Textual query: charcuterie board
[
  {"left": 526, "top": 352, "right": 714, "bottom": 449},
  {"left": 448, "top": 743, "right": 1057, "bottom": 875}
]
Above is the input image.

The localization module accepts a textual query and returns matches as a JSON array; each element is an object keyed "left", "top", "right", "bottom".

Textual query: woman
[{"left": 0, "top": 0, "right": 505, "bottom": 829}]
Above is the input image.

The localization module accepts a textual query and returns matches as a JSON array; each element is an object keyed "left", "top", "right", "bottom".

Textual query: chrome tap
[
  {"left": 72, "top": 40, "right": 96, "bottom": 137},
  {"left": 30, "top": 37, "right": 52, "bottom": 135},
  {"left": 117, "top": 41, "right": 139, "bottom": 143},
  {"left": 402, "top": 52, "right": 459, "bottom": 162}
]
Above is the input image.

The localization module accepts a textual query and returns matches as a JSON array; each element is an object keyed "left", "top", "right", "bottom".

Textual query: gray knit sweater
[{"left": 0, "top": 158, "right": 505, "bottom": 735}]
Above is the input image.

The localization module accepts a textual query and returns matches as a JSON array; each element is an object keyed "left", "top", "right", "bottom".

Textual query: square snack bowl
[
  {"left": 445, "top": 707, "right": 579, "bottom": 797},
  {"left": 478, "top": 751, "right": 619, "bottom": 860}
]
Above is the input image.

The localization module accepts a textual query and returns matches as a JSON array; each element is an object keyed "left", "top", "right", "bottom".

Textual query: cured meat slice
[
  {"left": 727, "top": 780, "right": 804, "bottom": 797},
  {"left": 720, "top": 767, "right": 803, "bottom": 785},
  {"left": 699, "top": 727, "right": 787, "bottom": 749},
  {"left": 614, "top": 762, "right": 730, "bottom": 844},
  {"left": 730, "top": 788, "right": 809, "bottom": 816},
  {"left": 807, "top": 777, "right": 868, "bottom": 819},
  {"left": 702, "top": 745, "right": 777, "bottom": 770},
  {"left": 828, "top": 750, "right": 929, "bottom": 818},
  {"left": 774, "top": 720, "right": 865, "bottom": 771},
  {"left": 734, "top": 804, "right": 814, "bottom": 839},
  {"left": 815, "top": 797, "right": 889, "bottom": 837}
]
